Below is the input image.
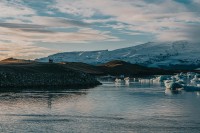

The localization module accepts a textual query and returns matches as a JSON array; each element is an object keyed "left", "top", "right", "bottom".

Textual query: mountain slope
[
  {"left": 37, "top": 41, "right": 200, "bottom": 69},
  {"left": 1, "top": 58, "right": 35, "bottom": 64},
  {"left": 57, "top": 60, "right": 176, "bottom": 76},
  {"left": 97, "top": 60, "right": 175, "bottom": 76}
]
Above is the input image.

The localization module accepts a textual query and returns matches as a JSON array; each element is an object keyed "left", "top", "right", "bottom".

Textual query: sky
[{"left": 0, "top": 0, "right": 200, "bottom": 60}]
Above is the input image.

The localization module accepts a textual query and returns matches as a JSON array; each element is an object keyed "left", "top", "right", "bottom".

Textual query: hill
[
  {"left": 0, "top": 57, "right": 34, "bottom": 64},
  {"left": 97, "top": 60, "right": 175, "bottom": 76},
  {"left": 0, "top": 60, "right": 101, "bottom": 88},
  {"left": 62, "top": 62, "right": 104, "bottom": 75},
  {"left": 55, "top": 60, "right": 176, "bottom": 76}
]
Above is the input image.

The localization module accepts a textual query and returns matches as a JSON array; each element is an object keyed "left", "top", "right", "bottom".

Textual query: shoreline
[{"left": 0, "top": 63, "right": 101, "bottom": 89}]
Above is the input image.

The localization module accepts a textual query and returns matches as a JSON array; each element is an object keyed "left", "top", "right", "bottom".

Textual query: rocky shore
[{"left": 0, "top": 62, "right": 101, "bottom": 88}]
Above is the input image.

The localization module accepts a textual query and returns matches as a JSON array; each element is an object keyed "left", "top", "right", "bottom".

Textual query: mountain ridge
[{"left": 37, "top": 41, "right": 200, "bottom": 70}]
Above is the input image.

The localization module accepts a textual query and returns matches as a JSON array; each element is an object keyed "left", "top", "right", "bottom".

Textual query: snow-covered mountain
[{"left": 37, "top": 41, "right": 200, "bottom": 69}]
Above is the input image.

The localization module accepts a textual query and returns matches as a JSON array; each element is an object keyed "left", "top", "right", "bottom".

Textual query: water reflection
[
  {"left": 165, "top": 88, "right": 182, "bottom": 95},
  {"left": 197, "top": 92, "right": 200, "bottom": 96},
  {"left": 0, "top": 81, "right": 200, "bottom": 132},
  {"left": 47, "top": 94, "right": 53, "bottom": 109},
  {"left": 0, "top": 88, "right": 88, "bottom": 116}
]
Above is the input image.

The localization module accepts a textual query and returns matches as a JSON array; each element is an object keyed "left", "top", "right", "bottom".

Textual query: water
[{"left": 0, "top": 80, "right": 200, "bottom": 133}]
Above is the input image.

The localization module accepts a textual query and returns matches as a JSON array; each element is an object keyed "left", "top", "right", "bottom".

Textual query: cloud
[
  {"left": 0, "top": 42, "right": 56, "bottom": 60},
  {"left": 157, "top": 23, "right": 200, "bottom": 42},
  {"left": 83, "top": 18, "right": 115, "bottom": 24},
  {"left": 0, "top": 0, "right": 117, "bottom": 43},
  {"left": 0, "top": 24, "right": 120, "bottom": 48},
  {"left": 0, "top": 0, "right": 35, "bottom": 18},
  {"left": 30, "top": 16, "right": 91, "bottom": 28},
  {"left": 0, "top": 16, "right": 91, "bottom": 29},
  {"left": 0, "top": 0, "right": 200, "bottom": 60},
  {"left": 0, "top": 23, "right": 45, "bottom": 29},
  {"left": 53, "top": 0, "right": 190, "bottom": 22},
  {"left": 0, "top": 0, "right": 120, "bottom": 59},
  {"left": 53, "top": 0, "right": 200, "bottom": 42},
  {"left": 50, "top": 0, "right": 95, "bottom": 17}
]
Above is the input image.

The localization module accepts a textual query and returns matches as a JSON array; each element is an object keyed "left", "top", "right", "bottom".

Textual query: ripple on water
[{"left": 0, "top": 81, "right": 199, "bottom": 132}]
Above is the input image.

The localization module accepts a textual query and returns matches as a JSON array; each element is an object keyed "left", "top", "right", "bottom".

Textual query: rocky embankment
[{"left": 0, "top": 61, "right": 101, "bottom": 88}]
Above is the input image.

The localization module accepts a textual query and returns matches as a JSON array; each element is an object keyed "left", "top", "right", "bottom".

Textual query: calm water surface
[{"left": 0, "top": 80, "right": 200, "bottom": 133}]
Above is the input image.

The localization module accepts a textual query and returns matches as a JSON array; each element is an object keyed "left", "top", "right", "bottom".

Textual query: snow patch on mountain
[{"left": 37, "top": 41, "right": 200, "bottom": 68}]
